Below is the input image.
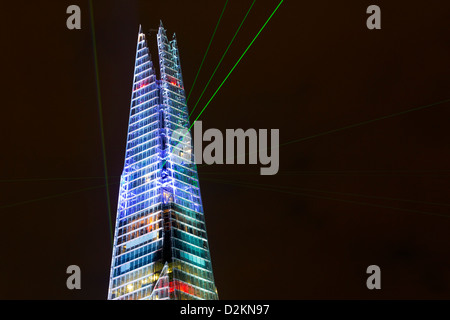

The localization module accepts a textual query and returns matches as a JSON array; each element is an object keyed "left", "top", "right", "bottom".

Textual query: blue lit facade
[{"left": 107, "top": 23, "right": 218, "bottom": 300}]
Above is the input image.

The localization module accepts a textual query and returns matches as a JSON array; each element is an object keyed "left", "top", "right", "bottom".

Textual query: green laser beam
[
  {"left": 290, "top": 187, "right": 450, "bottom": 208},
  {"left": 0, "top": 176, "right": 121, "bottom": 183},
  {"left": 186, "top": 0, "right": 228, "bottom": 103},
  {"left": 197, "top": 97, "right": 450, "bottom": 168},
  {"left": 202, "top": 169, "right": 450, "bottom": 174},
  {"left": 198, "top": 170, "right": 450, "bottom": 177},
  {"left": 189, "top": 0, "right": 284, "bottom": 131},
  {"left": 2, "top": 168, "right": 446, "bottom": 184},
  {"left": 280, "top": 98, "right": 450, "bottom": 148},
  {"left": 272, "top": 170, "right": 450, "bottom": 174},
  {"left": 189, "top": 0, "right": 256, "bottom": 118},
  {"left": 163, "top": 0, "right": 278, "bottom": 169},
  {"left": 89, "top": 0, "right": 114, "bottom": 246},
  {"left": 0, "top": 183, "right": 118, "bottom": 210},
  {"left": 202, "top": 177, "right": 450, "bottom": 219},
  {"left": 201, "top": 176, "right": 450, "bottom": 208}
]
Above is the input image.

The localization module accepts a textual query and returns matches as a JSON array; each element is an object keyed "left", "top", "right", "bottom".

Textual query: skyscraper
[{"left": 107, "top": 22, "right": 218, "bottom": 300}]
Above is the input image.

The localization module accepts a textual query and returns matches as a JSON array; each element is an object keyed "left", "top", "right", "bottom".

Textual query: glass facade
[{"left": 107, "top": 23, "right": 218, "bottom": 300}]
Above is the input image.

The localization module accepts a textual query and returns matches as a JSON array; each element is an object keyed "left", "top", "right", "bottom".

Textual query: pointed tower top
[
  {"left": 159, "top": 20, "right": 164, "bottom": 28},
  {"left": 138, "top": 24, "right": 142, "bottom": 34}
]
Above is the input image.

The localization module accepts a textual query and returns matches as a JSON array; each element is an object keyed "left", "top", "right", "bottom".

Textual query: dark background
[{"left": 1, "top": 0, "right": 449, "bottom": 299}]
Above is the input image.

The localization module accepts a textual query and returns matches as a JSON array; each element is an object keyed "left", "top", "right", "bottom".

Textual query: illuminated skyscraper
[{"left": 107, "top": 22, "right": 218, "bottom": 300}]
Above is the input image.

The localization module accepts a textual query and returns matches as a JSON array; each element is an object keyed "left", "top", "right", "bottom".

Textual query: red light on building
[{"left": 170, "top": 280, "right": 194, "bottom": 295}]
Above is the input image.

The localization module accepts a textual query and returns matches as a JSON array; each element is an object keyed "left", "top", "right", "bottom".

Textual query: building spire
[{"left": 159, "top": 20, "right": 164, "bottom": 28}]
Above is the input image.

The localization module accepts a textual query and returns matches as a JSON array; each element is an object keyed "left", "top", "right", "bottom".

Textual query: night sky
[{"left": 1, "top": 0, "right": 450, "bottom": 299}]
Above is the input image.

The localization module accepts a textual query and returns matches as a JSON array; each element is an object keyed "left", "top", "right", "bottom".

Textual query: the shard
[{"left": 107, "top": 23, "right": 218, "bottom": 300}]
